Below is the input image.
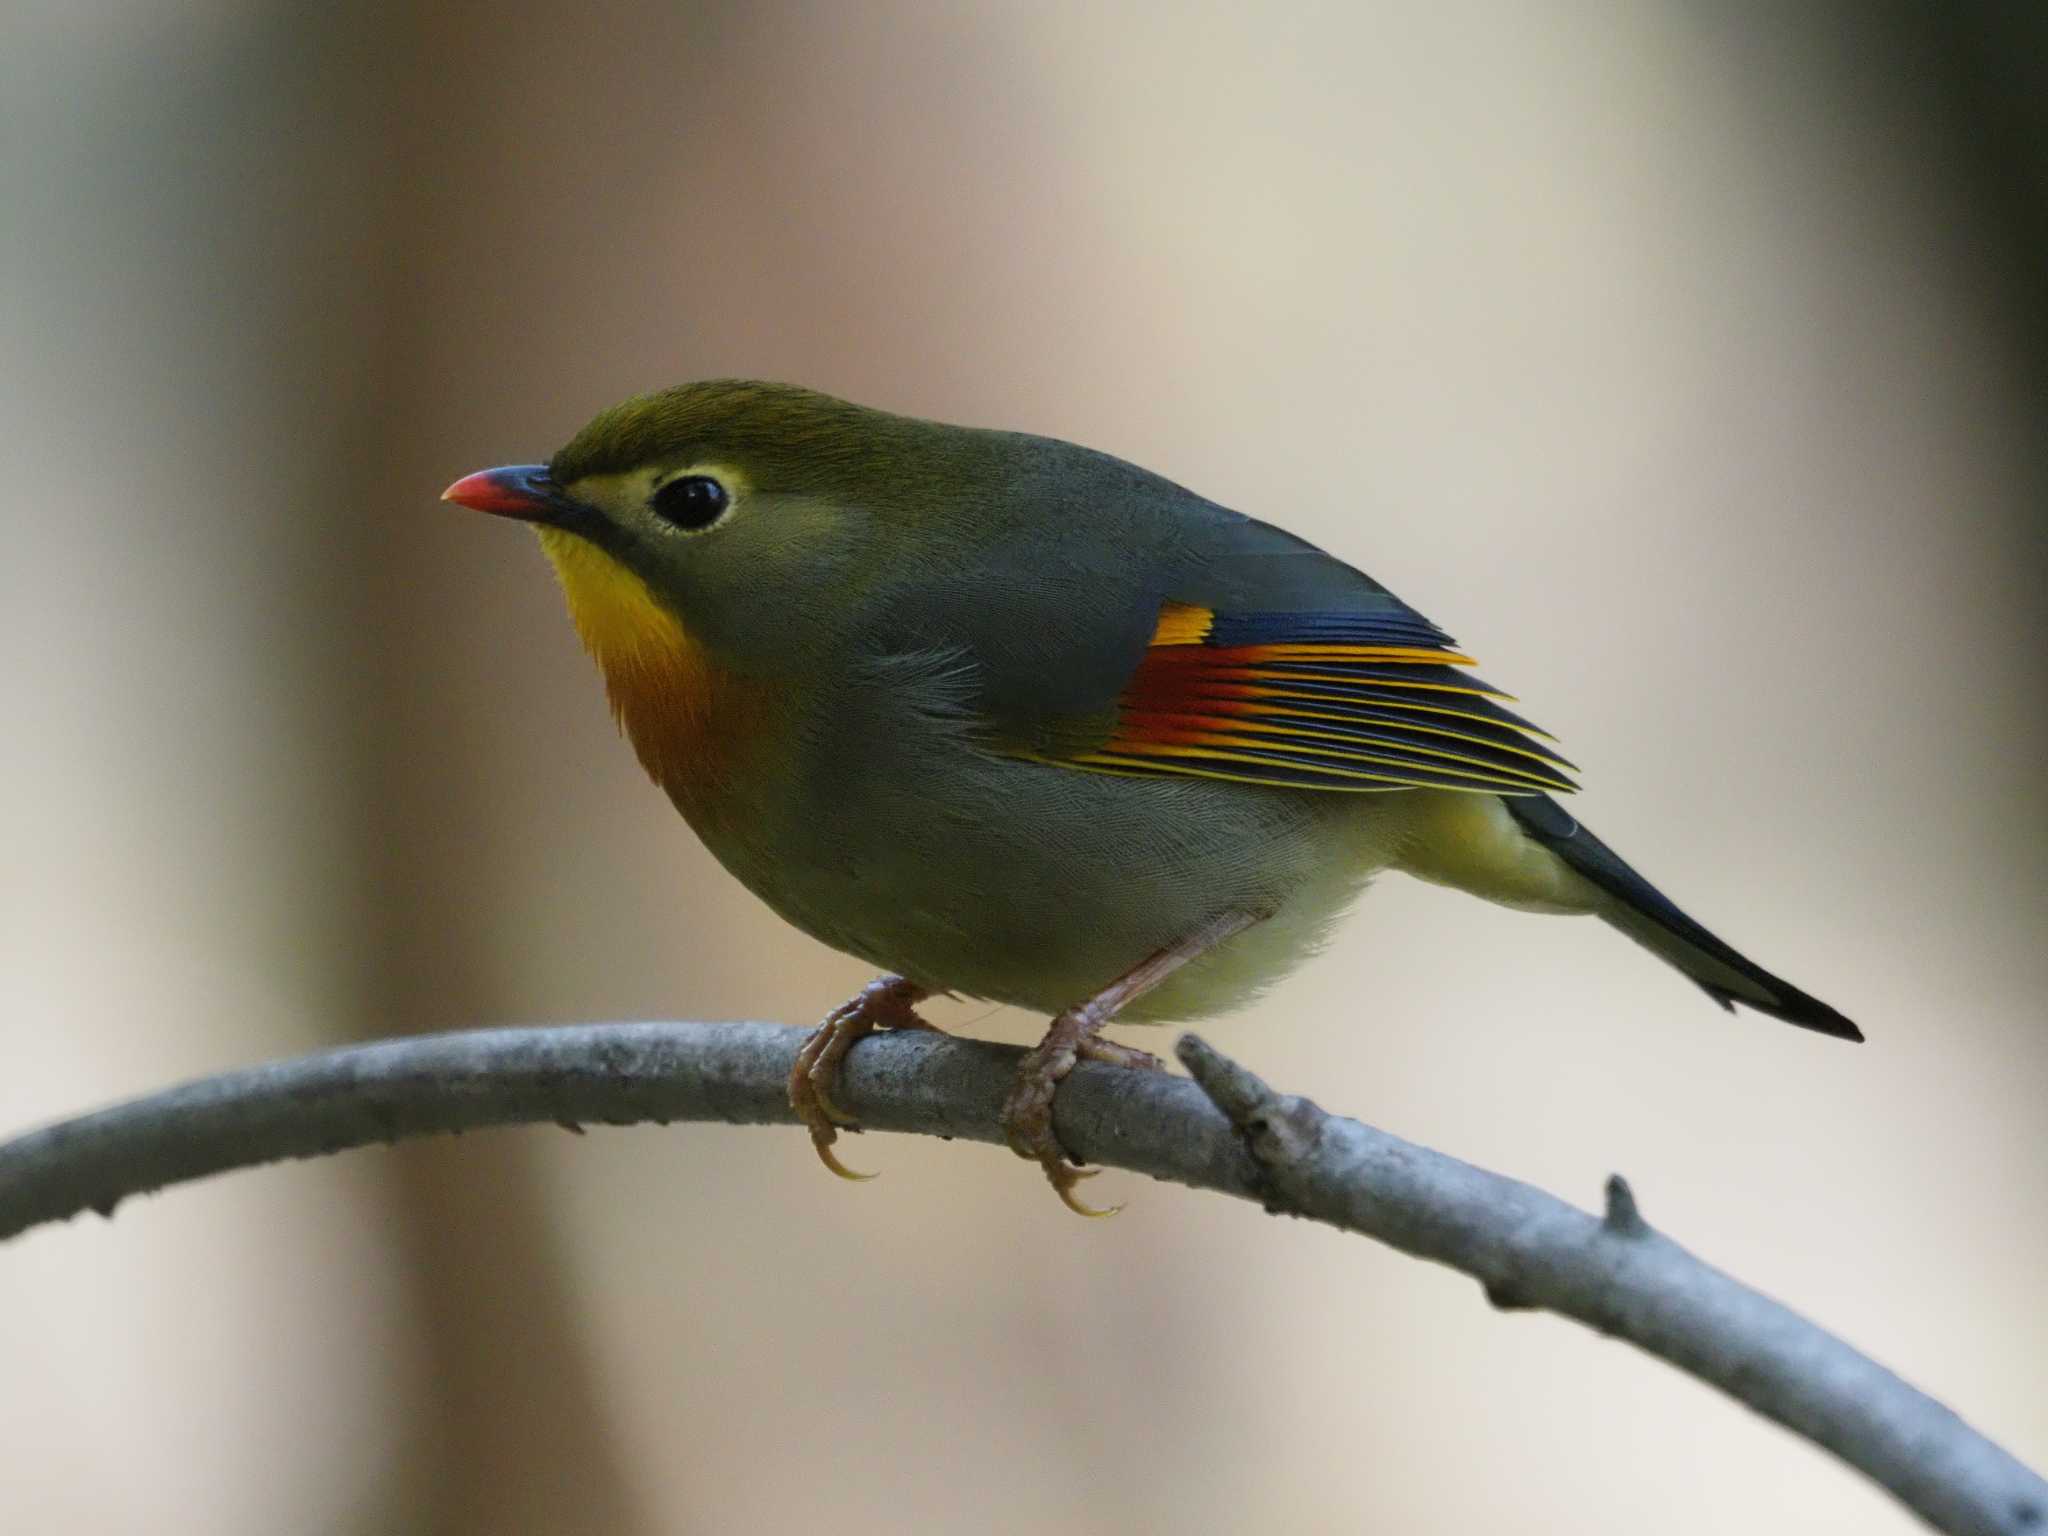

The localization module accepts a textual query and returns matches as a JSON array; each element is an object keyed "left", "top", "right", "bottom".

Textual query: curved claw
[
  {"left": 813, "top": 1134, "right": 878, "bottom": 1183},
  {"left": 1049, "top": 1163, "right": 1122, "bottom": 1219},
  {"left": 791, "top": 1058, "right": 875, "bottom": 1179}
]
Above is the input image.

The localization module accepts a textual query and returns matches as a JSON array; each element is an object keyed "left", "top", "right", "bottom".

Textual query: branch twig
[{"left": 0, "top": 1021, "right": 2039, "bottom": 1536}]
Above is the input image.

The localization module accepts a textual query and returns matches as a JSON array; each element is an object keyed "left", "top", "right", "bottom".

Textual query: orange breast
[{"left": 535, "top": 530, "right": 760, "bottom": 820}]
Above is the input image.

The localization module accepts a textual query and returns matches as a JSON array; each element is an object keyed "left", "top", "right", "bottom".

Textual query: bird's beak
[{"left": 440, "top": 464, "right": 583, "bottom": 528}]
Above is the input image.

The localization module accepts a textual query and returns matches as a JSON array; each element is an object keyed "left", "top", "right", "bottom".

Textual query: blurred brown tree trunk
[
  {"left": 296, "top": 6, "right": 659, "bottom": 1531},
  {"left": 320, "top": 6, "right": 664, "bottom": 1532}
]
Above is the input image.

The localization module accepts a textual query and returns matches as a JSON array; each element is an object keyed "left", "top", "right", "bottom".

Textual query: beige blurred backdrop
[{"left": 4, "top": 3, "right": 2043, "bottom": 1532}]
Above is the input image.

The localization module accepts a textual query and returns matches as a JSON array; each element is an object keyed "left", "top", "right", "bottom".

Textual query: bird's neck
[{"left": 535, "top": 530, "right": 763, "bottom": 825}]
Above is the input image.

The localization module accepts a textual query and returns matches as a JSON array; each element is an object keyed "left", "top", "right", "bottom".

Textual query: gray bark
[{"left": 0, "top": 1021, "right": 2039, "bottom": 1536}]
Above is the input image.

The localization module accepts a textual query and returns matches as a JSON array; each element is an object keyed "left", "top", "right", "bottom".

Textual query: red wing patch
[{"left": 1071, "top": 602, "right": 1577, "bottom": 795}]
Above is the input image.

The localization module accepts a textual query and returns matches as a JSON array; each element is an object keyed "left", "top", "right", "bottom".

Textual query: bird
[{"left": 443, "top": 379, "right": 1860, "bottom": 1214}]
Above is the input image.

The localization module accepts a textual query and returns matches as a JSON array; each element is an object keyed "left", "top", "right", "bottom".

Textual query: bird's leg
[
  {"left": 790, "top": 974, "right": 935, "bottom": 1181},
  {"left": 1004, "top": 910, "right": 1262, "bottom": 1216}
]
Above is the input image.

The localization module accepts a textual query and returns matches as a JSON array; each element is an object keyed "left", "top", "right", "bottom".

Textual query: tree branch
[{"left": 0, "top": 1021, "right": 2039, "bottom": 1536}]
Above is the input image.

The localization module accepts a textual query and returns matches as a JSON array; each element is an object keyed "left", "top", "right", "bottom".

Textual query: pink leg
[
  {"left": 1002, "top": 910, "right": 1262, "bottom": 1216},
  {"left": 789, "top": 974, "right": 935, "bottom": 1181}
]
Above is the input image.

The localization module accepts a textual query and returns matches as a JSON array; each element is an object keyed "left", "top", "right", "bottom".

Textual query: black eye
[{"left": 650, "top": 474, "right": 730, "bottom": 530}]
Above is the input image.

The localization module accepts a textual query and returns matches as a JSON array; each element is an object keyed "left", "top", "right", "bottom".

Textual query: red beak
[{"left": 440, "top": 464, "right": 564, "bottom": 522}]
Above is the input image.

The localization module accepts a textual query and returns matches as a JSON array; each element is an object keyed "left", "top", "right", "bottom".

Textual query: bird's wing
[
  {"left": 948, "top": 500, "right": 1578, "bottom": 796},
  {"left": 1037, "top": 596, "right": 1577, "bottom": 794}
]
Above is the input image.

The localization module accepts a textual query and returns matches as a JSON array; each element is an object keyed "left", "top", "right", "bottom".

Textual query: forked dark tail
[{"left": 1505, "top": 795, "right": 1862, "bottom": 1042}]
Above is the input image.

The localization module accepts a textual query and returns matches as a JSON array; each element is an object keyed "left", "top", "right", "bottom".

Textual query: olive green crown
[{"left": 549, "top": 379, "right": 915, "bottom": 491}]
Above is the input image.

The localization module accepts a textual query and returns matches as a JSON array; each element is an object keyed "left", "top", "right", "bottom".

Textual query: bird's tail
[{"left": 1501, "top": 794, "right": 1862, "bottom": 1042}]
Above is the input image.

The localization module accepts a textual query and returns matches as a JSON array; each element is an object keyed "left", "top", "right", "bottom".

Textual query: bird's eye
[{"left": 650, "top": 474, "right": 730, "bottom": 531}]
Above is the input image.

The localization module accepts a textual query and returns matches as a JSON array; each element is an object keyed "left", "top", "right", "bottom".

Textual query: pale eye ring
[{"left": 650, "top": 474, "right": 729, "bottom": 531}]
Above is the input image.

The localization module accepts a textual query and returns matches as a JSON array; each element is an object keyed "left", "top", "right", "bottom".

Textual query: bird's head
[
  {"left": 445, "top": 379, "right": 967, "bottom": 798},
  {"left": 442, "top": 380, "right": 940, "bottom": 675}
]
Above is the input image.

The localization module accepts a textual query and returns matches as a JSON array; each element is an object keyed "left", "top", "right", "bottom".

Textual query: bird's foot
[
  {"left": 789, "top": 974, "right": 934, "bottom": 1181},
  {"left": 1001, "top": 1003, "right": 1161, "bottom": 1218},
  {"left": 1001, "top": 910, "right": 1263, "bottom": 1216}
]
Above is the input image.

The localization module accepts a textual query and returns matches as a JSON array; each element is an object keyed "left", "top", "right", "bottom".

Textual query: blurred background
[{"left": 3, "top": 2, "right": 2043, "bottom": 1531}]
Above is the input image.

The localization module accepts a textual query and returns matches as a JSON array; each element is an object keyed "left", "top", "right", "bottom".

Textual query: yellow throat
[{"left": 534, "top": 528, "right": 737, "bottom": 799}]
